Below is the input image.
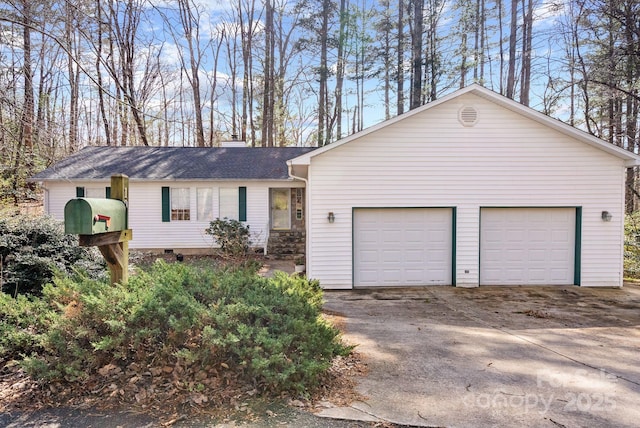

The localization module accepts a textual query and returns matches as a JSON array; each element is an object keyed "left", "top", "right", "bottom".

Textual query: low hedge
[{"left": 1, "top": 261, "right": 348, "bottom": 394}]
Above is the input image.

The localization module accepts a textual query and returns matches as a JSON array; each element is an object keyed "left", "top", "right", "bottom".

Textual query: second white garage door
[
  {"left": 353, "top": 208, "right": 453, "bottom": 287},
  {"left": 480, "top": 208, "right": 576, "bottom": 285}
]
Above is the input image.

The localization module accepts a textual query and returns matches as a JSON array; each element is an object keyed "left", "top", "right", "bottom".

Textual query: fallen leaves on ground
[{"left": 0, "top": 319, "right": 367, "bottom": 425}]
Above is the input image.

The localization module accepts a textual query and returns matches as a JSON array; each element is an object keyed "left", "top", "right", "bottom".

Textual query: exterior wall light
[
  {"left": 327, "top": 212, "right": 335, "bottom": 223},
  {"left": 601, "top": 211, "right": 612, "bottom": 222}
]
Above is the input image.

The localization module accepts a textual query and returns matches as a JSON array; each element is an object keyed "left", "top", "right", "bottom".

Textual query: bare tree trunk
[
  {"left": 318, "top": 0, "right": 330, "bottom": 146},
  {"left": 382, "top": 1, "right": 391, "bottom": 120},
  {"left": 208, "top": 31, "right": 224, "bottom": 147},
  {"left": 519, "top": 0, "right": 533, "bottom": 106},
  {"left": 177, "top": 0, "right": 205, "bottom": 147},
  {"left": 409, "top": 0, "right": 424, "bottom": 110},
  {"left": 21, "top": 0, "right": 33, "bottom": 153},
  {"left": 479, "top": 0, "right": 485, "bottom": 82},
  {"left": 425, "top": 0, "right": 443, "bottom": 101},
  {"left": 335, "top": 0, "right": 347, "bottom": 139},
  {"left": 460, "top": 31, "right": 467, "bottom": 88},
  {"left": 105, "top": 0, "right": 149, "bottom": 146},
  {"left": 397, "top": 0, "right": 405, "bottom": 115},
  {"left": 262, "top": 0, "right": 274, "bottom": 147},
  {"left": 96, "top": 0, "right": 112, "bottom": 146},
  {"left": 65, "top": 1, "right": 79, "bottom": 151},
  {"left": 238, "top": 0, "right": 256, "bottom": 145},
  {"left": 506, "top": 0, "right": 518, "bottom": 99},
  {"left": 498, "top": 0, "right": 504, "bottom": 93}
]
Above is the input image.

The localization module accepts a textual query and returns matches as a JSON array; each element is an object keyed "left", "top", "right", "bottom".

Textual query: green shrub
[
  {"left": 625, "top": 212, "right": 640, "bottom": 278},
  {"left": 3, "top": 261, "right": 348, "bottom": 394},
  {"left": 0, "top": 291, "right": 52, "bottom": 360},
  {"left": 205, "top": 218, "right": 250, "bottom": 258},
  {"left": 0, "top": 214, "right": 106, "bottom": 296}
]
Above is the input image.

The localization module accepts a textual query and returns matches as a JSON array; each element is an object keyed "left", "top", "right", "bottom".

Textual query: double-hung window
[
  {"left": 219, "top": 187, "right": 247, "bottom": 221},
  {"left": 76, "top": 186, "right": 111, "bottom": 198},
  {"left": 171, "top": 188, "right": 190, "bottom": 221},
  {"left": 163, "top": 186, "right": 245, "bottom": 222},
  {"left": 197, "top": 188, "right": 214, "bottom": 222}
]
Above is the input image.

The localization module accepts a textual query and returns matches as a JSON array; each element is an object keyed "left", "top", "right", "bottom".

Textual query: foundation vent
[{"left": 459, "top": 106, "right": 479, "bottom": 126}]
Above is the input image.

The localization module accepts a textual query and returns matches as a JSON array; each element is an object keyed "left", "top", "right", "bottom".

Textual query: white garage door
[
  {"left": 480, "top": 208, "right": 576, "bottom": 285},
  {"left": 354, "top": 208, "right": 453, "bottom": 287}
]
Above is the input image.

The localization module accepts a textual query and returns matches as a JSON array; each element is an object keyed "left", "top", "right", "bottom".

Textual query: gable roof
[
  {"left": 289, "top": 84, "right": 640, "bottom": 167},
  {"left": 31, "top": 146, "right": 316, "bottom": 181}
]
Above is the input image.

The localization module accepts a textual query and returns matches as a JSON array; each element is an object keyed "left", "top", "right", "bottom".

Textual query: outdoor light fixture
[
  {"left": 327, "top": 212, "right": 335, "bottom": 223},
  {"left": 601, "top": 211, "right": 612, "bottom": 222}
]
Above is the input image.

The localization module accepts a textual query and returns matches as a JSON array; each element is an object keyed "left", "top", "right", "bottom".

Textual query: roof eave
[{"left": 31, "top": 177, "right": 301, "bottom": 182}]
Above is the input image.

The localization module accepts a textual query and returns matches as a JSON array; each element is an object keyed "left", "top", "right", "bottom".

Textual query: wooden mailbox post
[{"left": 64, "top": 174, "right": 132, "bottom": 285}]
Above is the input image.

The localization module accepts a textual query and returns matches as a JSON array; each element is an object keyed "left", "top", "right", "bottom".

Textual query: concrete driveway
[{"left": 318, "top": 284, "right": 640, "bottom": 428}]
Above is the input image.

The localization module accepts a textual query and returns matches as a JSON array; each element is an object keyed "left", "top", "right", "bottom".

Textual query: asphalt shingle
[{"left": 30, "top": 146, "right": 316, "bottom": 181}]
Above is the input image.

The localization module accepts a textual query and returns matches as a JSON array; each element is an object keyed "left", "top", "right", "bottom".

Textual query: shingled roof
[{"left": 31, "top": 146, "right": 316, "bottom": 181}]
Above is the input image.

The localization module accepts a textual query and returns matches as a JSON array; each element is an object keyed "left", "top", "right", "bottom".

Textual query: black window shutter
[
  {"left": 162, "top": 187, "right": 170, "bottom": 222},
  {"left": 76, "top": 187, "right": 85, "bottom": 197}
]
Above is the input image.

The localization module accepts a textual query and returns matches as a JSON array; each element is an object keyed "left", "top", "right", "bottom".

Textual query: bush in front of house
[
  {"left": 624, "top": 212, "right": 640, "bottom": 278},
  {"left": 3, "top": 260, "right": 348, "bottom": 395},
  {"left": 0, "top": 214, "right": 106, "bottom": 296},
  {"left": 205, "top": 218, "right": 250, "bottom": 258}
]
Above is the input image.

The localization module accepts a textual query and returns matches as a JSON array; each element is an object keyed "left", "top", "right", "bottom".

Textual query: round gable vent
[{"left": 459, "top": 106, "right": 479, "bottom": 126}]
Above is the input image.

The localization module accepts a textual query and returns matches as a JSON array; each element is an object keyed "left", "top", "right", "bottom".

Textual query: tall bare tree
[
  {"left": 506, "top": 0, "right": 518, "bottom": 99},
  {"left": 409, "top": 0, "right": 424, "bottom": 109},
  {"left": 176, "top": 0, "right": 207, "bottom": 147}
]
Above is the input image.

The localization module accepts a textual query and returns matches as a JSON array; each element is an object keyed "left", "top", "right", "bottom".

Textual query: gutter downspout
[{"left": 287, "top": 162, "right": 310, "bottom": 272}]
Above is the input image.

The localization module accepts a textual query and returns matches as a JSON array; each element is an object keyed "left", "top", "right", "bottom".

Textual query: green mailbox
[{"left": 64, "top": 198, "right": 127, "bottom": 235}]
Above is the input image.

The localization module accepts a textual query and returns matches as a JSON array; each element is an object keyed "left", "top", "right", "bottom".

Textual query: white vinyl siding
[
  {"left": 42, "top": 181, "right": 303, "bottom": 250},
  {"left": 305, "top": 92, "right": 626, "bottom": 289}
]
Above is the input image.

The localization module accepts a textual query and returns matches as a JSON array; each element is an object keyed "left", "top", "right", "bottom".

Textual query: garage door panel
[
  {"left": 506, "top": 230, "right": 526, "bottom": 241},
  {"left": 359, "top": 270, "right": 378, "bottom": 283},
  {"left": 550, "top": 249, "right": 570, "bottom": 261},
  {"left": 381, "top": 231, "right": 401, "bottom": 243},
  {"left": 406, "top": 270, "right": 426, "bottom": 282},
  {"left": 428, "top": 230, "right": 447, "bottom": 243},
  {"left": 506, "top": 270, "right": 525, "bottom": 281},
  {"left": 354, "top": 208, "right": 453, "bottom": 287},
  {"left": 405, "top": 249, "right": 425, "bottom": 263},
  {"left": 428, "top": 249, "right": 448, "bottom": 262},
  {"left": 529, "top": 249, "right": 546, "bottom": 262},
  {"left": 481, "top": 208, "right": 575, "bottom": 285},
  {"left": 359, "top": 231, "right": 379, "bottom": 245},
  {"left": 359, "top": 249, "right": 379, "bottom": 263}
]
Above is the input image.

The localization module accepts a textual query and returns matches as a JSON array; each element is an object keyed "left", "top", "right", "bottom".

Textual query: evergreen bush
[
  {"left": 2, "top": 261, "right": 348, "bottom": 394},
  {"left": 624, "top": 212, "right": 640, "bottom": 278},
  {"left": 205, "top": 218, "right": 250, "bottom": 258},
  {"left": 0, "top": 214, "right": 106, "bottom": 296}
]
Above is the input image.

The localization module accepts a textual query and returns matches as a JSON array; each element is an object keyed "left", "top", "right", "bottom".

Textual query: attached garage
[
  {"left": 480, "top": 208, "right": 578, "bottom": 285},
  {"left": 288, "top": 84, "right": 640, "bottom": 289},
  {"left": 353, "top": 208, "right": 453, "bottom": 287}
]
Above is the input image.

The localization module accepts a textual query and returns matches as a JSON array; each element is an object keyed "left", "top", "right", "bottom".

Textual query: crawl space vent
[{"left": 459, "top": 106, "right": 478, "bottom": 126}]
